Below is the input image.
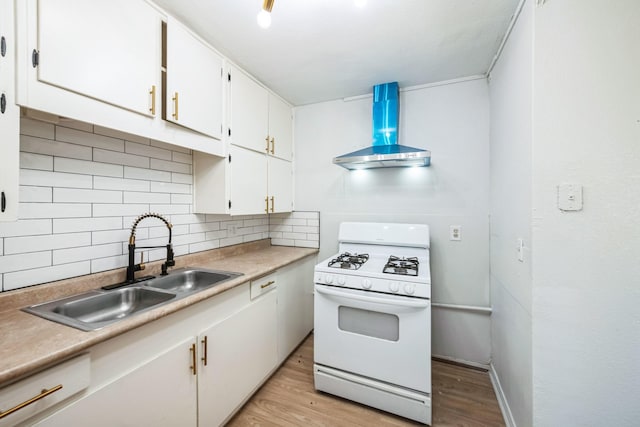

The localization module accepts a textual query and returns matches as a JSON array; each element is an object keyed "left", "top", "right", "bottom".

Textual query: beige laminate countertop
[{"left": 0, "top": 240, "right": 318, "bottom": 387}]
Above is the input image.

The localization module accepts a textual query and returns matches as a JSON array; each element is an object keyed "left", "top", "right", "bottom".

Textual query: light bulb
[{"left": 257, "top": 9, "right": 271, "bottom": 28}]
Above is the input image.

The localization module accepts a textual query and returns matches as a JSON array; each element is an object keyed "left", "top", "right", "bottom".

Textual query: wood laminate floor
[{"left": 227, "top": 334, "right": 505, "bottom": 427}]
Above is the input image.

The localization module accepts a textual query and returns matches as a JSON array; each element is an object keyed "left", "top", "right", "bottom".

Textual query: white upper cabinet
[
  {"left": 164, "top": 17, "right": 224, "bottom": 139},
  {"left": 268, "top": 93, "right": 293, "bottom": 161},
  {"left": 0, "top": 0, "right": 19, "bottom": 222},
  {"left": 229, "top": 145, "right": 268, "bottom": 215},
  {"left": 229, "top": 65, "right": 269, "bottom": 154},
  {"left": 268, "top": 156, "right": 293, "bottom": 214},
  {"left": 37, "top": 0, "right": 158, "bottom": 116}
]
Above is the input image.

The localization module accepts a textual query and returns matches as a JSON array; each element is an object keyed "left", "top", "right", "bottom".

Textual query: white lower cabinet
[
  {"left": 16, "top": 256, "right": 315, "bottom": 427},
  {"left": 198, "top": 288, "right": 277, "bottom": 426},
  {"left": 34, "top": 338, "right": 198, "bottom": 427}
]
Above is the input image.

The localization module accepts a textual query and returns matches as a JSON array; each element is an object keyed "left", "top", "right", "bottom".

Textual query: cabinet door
[
  {"left": 268, "top": 93, "right": 293, "bottom": 161},
  {"left": 198, "top": 290, "right": 277, "bottom": 426},
  {"left": 230, "top": 145, "right": 268, "bottom": 215},
  {"left": 0, "top": 0, "right": 19, "bottom": 222},
  {"left": 268, "top": 156, "right": 293, "bottom": 214},
  {"left": 36, "top": 0, "right": 158, "bottom": 116},
  {"left": 229, "top": 65, "right": 268, "bottom": 153},
  {"left": 35, "top": 337, "right": 198, "bottom": 427},
  {"left": 165, "top": 17, "right": 223, "bottom": 139},
  {"left": 277, "top": 257, "right": 315, "bottom": 362}
]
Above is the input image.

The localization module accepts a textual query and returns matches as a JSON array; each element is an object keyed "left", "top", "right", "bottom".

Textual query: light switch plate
[{"left": 558, "top": 183, "right": 583, "bottom": 211}]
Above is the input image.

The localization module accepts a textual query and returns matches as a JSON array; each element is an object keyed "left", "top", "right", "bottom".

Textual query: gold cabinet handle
[
  {"left": 270, "top": 196, "right": 274, "bottom": 213},
  {"left": 270, "top": 137, "right": 275, "bottom": 155},
  {"left": 201, "top": 336, "right": 208, "bottom": 366},
  {"left": 149, "top": 85, "right": 156, "bottom": 115},
  {"left": 264, "top": 197, "right": 269, "bottom": 213},
  {"left": 0, "top": 384, "right": 63, "bottom": 420},
  {"left": 265, "top": 135, "right": 270, "bottom": 152},
  {"left": 260, "top": 280, "right": 275, "bottom": 289},
  {"left": 172, "top": 92, "right": 179, "bottom": 121},
  {"left": 189, "top": 343, "right": 197, "bottom": 375}
]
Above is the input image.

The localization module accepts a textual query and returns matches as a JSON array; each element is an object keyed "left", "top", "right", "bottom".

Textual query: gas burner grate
[
  {"left": 383, "top": 256, "right": 419, "bottom": 276},
  {"left": 328, "top": 252, "right": 370, "bottom": 270}
]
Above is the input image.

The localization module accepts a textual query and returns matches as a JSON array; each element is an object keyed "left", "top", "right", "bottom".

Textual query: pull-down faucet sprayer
[{"left": 127, "top": 213, "right": 175, "bottom": 283}]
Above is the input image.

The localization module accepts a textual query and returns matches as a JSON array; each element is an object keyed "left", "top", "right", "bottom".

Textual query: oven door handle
[{"left": 315, "top": 286, "right": 430, "bottom": 309}]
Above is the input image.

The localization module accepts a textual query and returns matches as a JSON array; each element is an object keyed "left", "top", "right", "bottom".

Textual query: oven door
[{"left": 314, "top": 284, "right": 431, "bottom": 393}]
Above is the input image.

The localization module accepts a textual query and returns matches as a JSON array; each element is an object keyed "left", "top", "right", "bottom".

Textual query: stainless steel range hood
[{"left": 333, "top": 82, "right": 431, "bottom": 170}]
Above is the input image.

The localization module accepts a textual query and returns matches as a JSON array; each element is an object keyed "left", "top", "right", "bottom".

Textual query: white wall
[
  {"left": 488, "top": 0, "right": 533, "bottom": 426},
  {"left": 533, "top": 1, "right": 640, "bottom": 425},
  {"left": 294, "top": 79, "right": 492, "bottom": 363}
]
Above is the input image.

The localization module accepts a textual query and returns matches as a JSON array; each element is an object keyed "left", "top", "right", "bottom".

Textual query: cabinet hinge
[
  {"left": 31, "top": 49, "right": 39, "bottom": 68},
  {"left": 228, "top": 73, "right": 231, "bottom": 82},
  {"left": 228, "top": 200, "right": 232, "bottom": 209},
  {"left": 228, "top": 154, "right": 231, "bottom": 163},
  {"left": 228, "top": 128, "right": 231, "bottom": 137}
]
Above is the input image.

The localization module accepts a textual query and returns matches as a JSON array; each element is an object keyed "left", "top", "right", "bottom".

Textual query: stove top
[
  {"left": 383, "top": 256, "right": 419, "bottom": 276},
  {"left": 328, "top": 252, "right": 369, "bottom": 270}
]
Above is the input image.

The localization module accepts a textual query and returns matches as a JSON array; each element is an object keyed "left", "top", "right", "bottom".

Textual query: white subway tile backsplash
[
  {"left": 0, "top": 219, "right": 52, "bottom": 237},
  {"left": 171, "top": 194, "right": 193, "bottom": 205},
  {"left": 56, "top": 126, "right": 125, "bottom": 151},
  {"left": 93, "top": 204, "right": 150, "bottom": 217},
  {"left": 150, "top": 158, "right": 191, "bottom": 174},
  {"left": 53, "top": 243, "right": 122, "bottom": 265},
  {"left": 19, "top": 203, "right": 92, "bottom": 219},
  {"left": 94, "top": 176, "right": 150, "bottom": 192},
  {"left": 282, "top": 232, "right": 307, "bottom": 240},
  {"left": 20, "top": 169, "right": 93, "bottom": 189},
  {"left": 55, "top": 157, "right": 123, "bottom": 178},
  {"left": 4, "top": 261, "right": 90, "bottom": 291},
  {"left": 123, "top": 192, "right": 170, "bottom": 204},
  {"left": 92, "top": 229, "right": 130, "bottom": 245},
  {"left": 94, "top": 125, "right": 150, "bottom": 145},
  {"left": 20, "top": 118, "right": 55, "bottom": 139},
  {"left": 5, "top": 232, "right": 91, "bottom": 255},
  {"left": 124, "top": 166, "right": 171, "bottom": 182},
  {"left": 54, "top": 188, "right": 122, "bottom": 204},
  {"left": 0, "top": 251, "right": 51, "bottom": 274},
  {"left": 20, "top": 186, "right": 53, "bottom": 203},
  {"left": 125, "top": 141, "right": 172, "bottom": 160},
  {"left": 20, "top": 152, "right": 53, "bottom": 170},
  {"left": 94, "top": 148, "right": 150, "bottom": 168},
  {"left": 150, "top": 182, "right": 191, "bottom": 194},
  {"left": 171, "top": 172, "right": 193, "bottom": 185},
  {"left": 54, "top": 217, "right": 122, "bottom": 234},
  {"left": 21, "top": 135, "right": 93, "bottom": 160},
  {"left": 3, "top": 118, "right": 314, "bottom": 292}
]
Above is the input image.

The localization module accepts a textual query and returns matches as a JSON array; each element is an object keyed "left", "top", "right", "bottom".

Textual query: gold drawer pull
[
  {"left": 201, "top": 336, "right": 208, "bottom": 366},
  {"left": 265, "top": 135, "right": 270, "bottom": 152},
  {"left": 149, "top": 85, "right": 156, "bottom": 115},
  {"left": 264, "top": 197, "right": 269, "bottom": 213},
  {"left": 0, "top": 384, "right": 63, "bottom": 420},
  {"left": 270, "top": 137, "right": 275, "bottom": 154},
  {"left": 260, "top": 280, "right": 275, "bottom": 289},
  {"left": 190, "top": 343, "right": 197, "bottom": 375},
  {"left": 269, "top": 196, "right": 274, "bottom": 213}
]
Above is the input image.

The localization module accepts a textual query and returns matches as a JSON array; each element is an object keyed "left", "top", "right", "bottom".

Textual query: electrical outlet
[{"left": 450, "top": 225, "right": 461, "bottom": 241}]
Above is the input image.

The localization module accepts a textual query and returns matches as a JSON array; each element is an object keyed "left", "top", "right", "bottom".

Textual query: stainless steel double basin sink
[{"left": 23, "top": 268, "right": 243, "bottom": 331}]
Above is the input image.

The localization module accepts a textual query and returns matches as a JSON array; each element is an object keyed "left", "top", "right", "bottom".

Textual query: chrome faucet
[{"left": 127, "top": 213, "right": 175, "bottom": 283}]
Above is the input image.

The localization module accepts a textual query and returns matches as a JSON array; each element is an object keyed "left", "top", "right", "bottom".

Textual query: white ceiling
[{"left": 153, "top": 0, "right": 520, "bottom": 106}]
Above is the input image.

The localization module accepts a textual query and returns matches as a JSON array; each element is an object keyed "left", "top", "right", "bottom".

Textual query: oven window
[{"left": 338, "top": 306, "right": 399, "bottom": 341}]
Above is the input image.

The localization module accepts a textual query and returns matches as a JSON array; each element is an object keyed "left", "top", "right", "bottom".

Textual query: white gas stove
[{"left": 313, "top": 222, "right": 432, "bottom": 425}]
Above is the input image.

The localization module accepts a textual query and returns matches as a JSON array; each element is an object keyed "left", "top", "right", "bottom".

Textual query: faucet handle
[{"left": 139, "top": 252, "right": 146, "bottom": 270}]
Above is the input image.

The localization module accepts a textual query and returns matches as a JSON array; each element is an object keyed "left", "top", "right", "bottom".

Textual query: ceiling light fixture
[{"left": 257, "top": 0, "right": 275, "bottom": 29}]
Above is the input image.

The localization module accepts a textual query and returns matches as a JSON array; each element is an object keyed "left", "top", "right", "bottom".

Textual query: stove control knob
[
  {"left": 404, "top": 283, "right": 415, "bottom": 295},
  {"left": 362, "top": 279, "right": 372, "bottom": 289},
  {"left": 316, "top": 273, "right": 323, "bottom": 283},
  {"left": 325, "top": 275, "right": 334, "bottom": 284},
  {"left": 337, "top": 276, "right": 346, "bottom": 286},
  {"left": 389, "top": 282, "right": 400, "bottom": 293}
]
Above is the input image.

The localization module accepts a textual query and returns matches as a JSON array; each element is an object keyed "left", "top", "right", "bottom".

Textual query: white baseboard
[{"left": 489, "top": 363, "right": 517, "bottom": 427}]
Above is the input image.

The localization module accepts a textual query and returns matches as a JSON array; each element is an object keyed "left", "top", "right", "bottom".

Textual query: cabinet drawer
[
  {"left": 250, "top": 272, "right": 277, "bottom": 300},
  {"left": 0, "top": 354, "right": 90, "bottom": 426}
]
